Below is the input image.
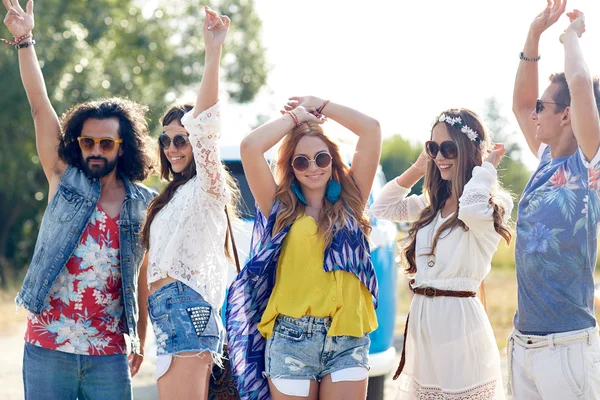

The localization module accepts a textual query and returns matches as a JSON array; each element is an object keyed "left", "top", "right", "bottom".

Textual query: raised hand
[
  {"left": 560, "top": 9, "right": 585, "bottom": 43},
  {"left": 280, "top": 105, "right": 325, "bottom": 125},
  {"left": 284, "top": 96, "right": 327, "bottom": 117},
  {"left": 203, "top": 6, "right": 230, "bottom": 51},
  {"left": 485, "top": 144, "right": 506, "bottom": 168},
  {"left": 3, "top": 0, "right": 34, "bottom": 38},
  {"left": 412, "top": 150, "right": 429, "bottom": 174},
  {"left": 530, "top": 0, "right": 567, "bottom": 37}
]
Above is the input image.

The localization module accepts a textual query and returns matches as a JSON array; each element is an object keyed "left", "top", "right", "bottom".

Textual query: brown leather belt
[{"left": 393, "top": 281, "right": 477, "bottom": 380}]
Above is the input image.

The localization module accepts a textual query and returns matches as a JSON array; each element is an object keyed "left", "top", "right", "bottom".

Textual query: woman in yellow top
[{"left": 238, "top": 95, "right": 381, "bottom": 399}]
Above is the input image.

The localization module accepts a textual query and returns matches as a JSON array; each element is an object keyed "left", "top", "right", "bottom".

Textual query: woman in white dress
[{"left": 370, "top": 108, "right": 513, "bottom": 399}]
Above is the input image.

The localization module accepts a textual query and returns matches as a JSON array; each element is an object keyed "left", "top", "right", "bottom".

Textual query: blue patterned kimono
[{"left": 225, "top": 199, "right": 379, "bottom": 400}]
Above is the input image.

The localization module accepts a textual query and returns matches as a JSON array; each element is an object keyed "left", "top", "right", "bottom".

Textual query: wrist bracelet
[
  {"left": 16, "top": 40, "right": 35, "bottom": 50},
  {"left": 317, "top": 100, "right": 330, "bottom": 114},
  {"left": 520, "top": 52, "right": 540, "bottom": 62},
  {"left": 286, "top": 111, "right": 300, "bottom": 127},
  {"left": 2, "top": 33, "right": 32, "bottom": 46}
]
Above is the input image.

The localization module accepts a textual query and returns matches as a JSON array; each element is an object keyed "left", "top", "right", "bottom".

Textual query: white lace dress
[
  {"left": 370, "top": 162, "right": 512, "bottom": 400},
  {"left": 148, "top": 102, "right": 230, "bottom": 310}
]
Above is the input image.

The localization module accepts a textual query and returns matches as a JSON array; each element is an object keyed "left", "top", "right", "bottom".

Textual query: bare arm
[
  {"left": 560, "top": 11, "right": 600, "bottom": 162},
  {"left": 513, "top": 0, "right": 566, "bottom": 156},
  {"left": 240, "top": 107, "right": 322, "bottom": 216},
  {"left": 192, "top": 7, "right": 229, "bottom": 117},
  {"left": 130, "top": 253, "right": 149, "bottom": 377},
  {"left": 3, "top": 0, "right": 64, "bottom": 185},
  {"left": 286, "top": 96, "right": 382, "bottom": 205}
]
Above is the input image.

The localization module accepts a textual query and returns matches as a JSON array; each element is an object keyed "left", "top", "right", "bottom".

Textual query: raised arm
[
  {"left": 240, "top": 107, "right": 323, "bottom": 217},
  {"left": 513, "top": 0, "right": 566, "bottom": 156},
  {"left": 560, "top": 11, "right": 600, "bottom": 162},
  {"left": 370, "top": 150, "right": 428, "bottom": 222},
  {"left": 285, "top": 96, "right": 382, "bottom": 204},
  {"left": 3, "top": 0, "right": 64, "bottom": 185}
]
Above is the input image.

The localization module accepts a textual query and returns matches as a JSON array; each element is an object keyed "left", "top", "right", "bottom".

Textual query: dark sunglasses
[
  {"left": 536, "top": 99, "right": 569, "bottom": 114},
  {"left": 158, "top": 133, "right": 190, "bottom": 150},
  {"left": 77, "top": 136, "right": 123, "bottom": 152},
  {"left": 425, "top": 140, "right": 458, "bottom": 160},
  {"left": 291, "top": 151, "right": 332, "bottom": 172}
]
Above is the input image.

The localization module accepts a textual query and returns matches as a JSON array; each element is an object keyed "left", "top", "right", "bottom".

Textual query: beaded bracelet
[
  {"left": 520, "top": 52, "right": 541, "bottom": 62},
  {"left": 17, "top": 40, "right": 35, "bottom": 50},
  {"left": 1, "top": 33, "right": 32, "bottom": 46},
  {"left": 286, "top": 111, "right": 300, "bottom": 127},
  {"left": 317, "top": 100, "right": 330, "bottom": 114}
]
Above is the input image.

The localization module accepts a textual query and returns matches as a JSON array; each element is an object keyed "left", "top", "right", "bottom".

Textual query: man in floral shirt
[
  {"left": 3, "top": 2, "right": 156, "bottom": 399},
  {"left": 510, "top": 2, "right": 600, "bottom": 398}
]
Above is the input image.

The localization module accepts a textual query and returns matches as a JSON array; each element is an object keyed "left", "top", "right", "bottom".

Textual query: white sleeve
[
  {"left": 458, "top": 162, "right": 513, "bottom": 236},
  {"left": 370, "top": 179, "right": 427, "bottom": 222},
  {"left": 181, "top": 101, "right": 230, "bottom": 206}
]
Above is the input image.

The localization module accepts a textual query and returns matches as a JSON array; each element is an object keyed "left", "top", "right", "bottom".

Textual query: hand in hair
[
  {"left": 485, "top": 144, "right": 506, "bottom": 168},
  {"left": 529, "top": 0, "right": 566, "bottom": 37},
  {"left": 203, "top": 6, "right": 230, "bottom": 51},
  {"left": 2, "top": 0, "right": 34, "bottom": 37},
  {"left": 412, "top": 150, "right": 429, "bottom": 175},
  {"left": 560, "top": 9, "right": 585, "bottom": 43}
]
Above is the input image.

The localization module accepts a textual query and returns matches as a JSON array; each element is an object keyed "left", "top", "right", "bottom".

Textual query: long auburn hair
[
  {"left": 141, "top": 104, "right": 239, "bottom": 264},
  {"left": 403, "top": 108, "right": 512, "bottom": 274},
  {"left": 272, "top": 122, "right": 371, "bottom": 247}
]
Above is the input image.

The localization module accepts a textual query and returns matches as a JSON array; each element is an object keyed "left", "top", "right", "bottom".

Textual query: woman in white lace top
[
  {"left": 139, "top": 7, "right": 236, "bottom": 399},
  {"left": 370, "top": 109, "right": 513, "bottom": 400}
]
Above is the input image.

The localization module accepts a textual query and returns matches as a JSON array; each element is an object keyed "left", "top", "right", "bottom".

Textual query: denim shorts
[
  {"left": 147, "top": 281, "right": 225, "bottom": 357},
  {"left": 264, "top": 314, "right": 370, "bottom": 381}
]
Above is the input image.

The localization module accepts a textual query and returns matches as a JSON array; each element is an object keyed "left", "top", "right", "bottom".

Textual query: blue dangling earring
[
  {"left": 291, "top": 180, "right": 308, "bottom": 205},
  {"left": 326, "top": 179, "right": 341, "bottom": 203}
]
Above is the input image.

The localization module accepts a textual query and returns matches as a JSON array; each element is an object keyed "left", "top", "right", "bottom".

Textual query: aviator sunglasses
[
  {"left": 291, "top": 151, "right": 333, "bottom": 172},
  {"left": 77, "top": 137, "right": 123, "bottom": 152},
  {"left": 425, "top": 140, "right": 458, "bottom": 160},
  {"left": 158, "top": 133, "right": 190, "bottom": 150},
  {"left": 536, "top": 99, "right": 569, "bottom": 114}
]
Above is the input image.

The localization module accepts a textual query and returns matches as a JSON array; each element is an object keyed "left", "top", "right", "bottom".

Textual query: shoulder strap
[{"left": 225, "top": 207, "right": 241, "bottom": 274}]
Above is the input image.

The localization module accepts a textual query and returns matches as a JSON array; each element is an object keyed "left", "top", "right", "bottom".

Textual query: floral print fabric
[{"left": 25, "top": 205, "right": 126, "bottom": 355}]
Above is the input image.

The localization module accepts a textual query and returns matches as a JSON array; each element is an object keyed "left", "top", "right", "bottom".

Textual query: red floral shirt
[{"left": 25, "top": 205, "right": 127, "bottom": 355}]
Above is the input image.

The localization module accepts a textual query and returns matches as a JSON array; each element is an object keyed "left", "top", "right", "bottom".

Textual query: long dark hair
[
  {"left": 58, "top": 97, "right": 154, "bottom": 181},
  {"left": 403, "top": 108, "right": 512, "bottom": 274},
  {"left": 141, "top": 104, "right": 239, "bottom": 263}
]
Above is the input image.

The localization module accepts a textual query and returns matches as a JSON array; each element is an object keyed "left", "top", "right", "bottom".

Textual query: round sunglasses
[
  {"left": 291, "top": 151, "right": 332, "bottom": 172},
  {"left": 535, "top": 99, "right": 569, "bottom": 114},
  {"left": 425, "top": 140, "right": 458, "bottom": 160},
  {"left": 159, "top": 133, "right": 190, "bottom": 150},
  {"left": 77, "top": 136, "right": 123, "bottom": 152}
]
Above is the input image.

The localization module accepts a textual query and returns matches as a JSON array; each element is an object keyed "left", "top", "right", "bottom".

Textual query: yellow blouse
[{"left": 258, "top": 215, "right": 378, "bottom": 338}]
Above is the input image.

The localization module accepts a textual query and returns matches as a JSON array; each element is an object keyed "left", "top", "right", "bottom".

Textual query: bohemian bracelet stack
[
  {"left": 1, "top": 33, "right": 34, "bottom": 50},
  {"left": 317, "top": 100, "right": 330, "bottom": 115},
  {"left": 520, "top": 51, "right": 541, "bottom": 62},
  {"left": 286, "top": 110, "right": 300, "bottom": 127}
]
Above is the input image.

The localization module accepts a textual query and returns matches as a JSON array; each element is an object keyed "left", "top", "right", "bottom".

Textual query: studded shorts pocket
[{"left": 186, "top": 305, "right": 212, "bottom": 337}]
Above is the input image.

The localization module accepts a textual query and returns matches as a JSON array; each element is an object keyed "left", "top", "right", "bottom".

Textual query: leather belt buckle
[{"left": 424, "top": 287, "right": 436, "bottom": 298}]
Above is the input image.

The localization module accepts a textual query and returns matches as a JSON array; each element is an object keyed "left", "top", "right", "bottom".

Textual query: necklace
[{"left": 426, "top": 212, "right": 440, "bottom": 268}]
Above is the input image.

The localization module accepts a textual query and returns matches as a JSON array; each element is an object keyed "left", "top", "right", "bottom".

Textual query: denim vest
[{"left": 16, "top": 165, "right": 156, "bottom": 354}]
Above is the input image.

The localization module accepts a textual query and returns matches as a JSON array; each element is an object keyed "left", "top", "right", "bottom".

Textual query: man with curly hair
[{"left": 3, "top": 1, "right": 156, "bottom": 398}]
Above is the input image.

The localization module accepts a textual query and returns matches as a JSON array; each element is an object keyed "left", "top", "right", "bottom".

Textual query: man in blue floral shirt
[{"left": 510, "top": 1, "right": 600, "bottom": 398}]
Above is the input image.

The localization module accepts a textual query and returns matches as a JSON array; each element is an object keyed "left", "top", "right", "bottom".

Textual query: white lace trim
[
  {"left": 398, "top": 378, "right": 500, "bottom": 400},
  {"left": 460, "top": 190, "right": 491, "bottom": 207},
  {"left": 147, "top": 102, "right": 230, "bottom": 309}
]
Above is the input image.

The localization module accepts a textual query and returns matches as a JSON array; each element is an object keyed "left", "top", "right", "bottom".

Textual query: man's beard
[{"left": 83, "top": 156, "right": 118, "bottom": 179}]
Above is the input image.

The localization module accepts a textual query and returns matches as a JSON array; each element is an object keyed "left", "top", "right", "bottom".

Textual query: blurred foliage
[
  {"left": 380, "top": 97, "right": 531, "bottom": 220},
  {"left": 0, "top": 0, "right": 267, "bottom": 288}
]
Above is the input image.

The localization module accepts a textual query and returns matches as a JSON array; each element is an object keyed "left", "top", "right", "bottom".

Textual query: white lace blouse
[
  {"left": 148, "top": 102, "right": 231, "bottom": 309},
  {"left": 370, "top": 162, "right": 513, "bottom": 291}
]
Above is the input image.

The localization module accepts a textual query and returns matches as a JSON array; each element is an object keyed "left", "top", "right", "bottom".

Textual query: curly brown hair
[{"left": 58, "top": 97, "right": 155, "bottom": 181}]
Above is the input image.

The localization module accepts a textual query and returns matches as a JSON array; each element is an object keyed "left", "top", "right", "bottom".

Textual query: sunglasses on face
[
  {"left": 425, "top": 140, "right": 458, "bottom": 160},
  {"left": 535, "top": 99, "right": 569, "bottom": 114},
  {"left": 158, "top": 133, "right": 190, "bottom": 150},
  {"left": 291, "top": 151, "right": 333, "bottom": 172},
  {"left": 77, "top": 136, "right": 123, "bottom": 152}
]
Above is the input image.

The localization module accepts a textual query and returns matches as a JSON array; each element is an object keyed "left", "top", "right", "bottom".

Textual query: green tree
[
  {"left": 380, "top": 135, "right": 423, "bottom": 193},
  {"left": 0, "top": 0, "right": 267, "bottom": 288}
]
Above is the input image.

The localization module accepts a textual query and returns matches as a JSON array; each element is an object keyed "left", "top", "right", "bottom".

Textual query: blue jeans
[
  {"left": 264, "top": 315, "right": 370, "bottom": 381},
  {"left": 22, "top": 343, "right": 132, "bottom": 400}
]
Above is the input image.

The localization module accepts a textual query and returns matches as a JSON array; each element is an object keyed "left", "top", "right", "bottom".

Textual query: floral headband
[{"left": 437, "top": 114, "right": 483, "bottom": 147}]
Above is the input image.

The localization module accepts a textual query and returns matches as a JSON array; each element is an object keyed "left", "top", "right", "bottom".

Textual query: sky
[{"left": 219, "top": 0, "right": 600, "bottom": 170}]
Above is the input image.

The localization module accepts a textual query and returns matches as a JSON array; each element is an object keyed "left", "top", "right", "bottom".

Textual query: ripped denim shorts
[
  {"left": 147, "top": 281, "right": 225, "bottom": 358},
  {"left": 263, "top": 314, "right": 370, "bottom": 381}
]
